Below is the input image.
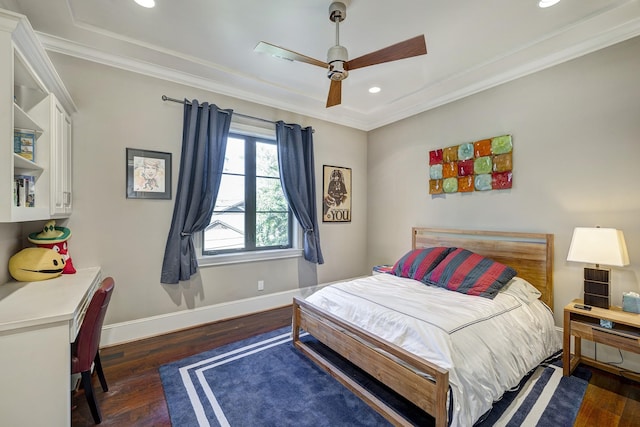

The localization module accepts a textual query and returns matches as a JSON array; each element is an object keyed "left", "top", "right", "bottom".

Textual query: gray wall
[
  {"left": 0, "top": 223, "right": 21, "bottom": 285},
  {"left": 16, "top": 53, "right": 368, "bottom": 325},
  {"left": 367, "top": 36, "right": 640, "bottom": 325}
]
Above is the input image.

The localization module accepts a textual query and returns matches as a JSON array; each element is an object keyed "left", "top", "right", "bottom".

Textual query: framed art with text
[
  {"left": 126, "top": 148, "right": 172, "bottom": 199},
  {"left": 322, "top": 165, "right": 351, "bottom": 222}
]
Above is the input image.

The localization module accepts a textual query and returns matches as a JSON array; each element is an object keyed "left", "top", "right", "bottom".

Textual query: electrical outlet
[{"left": 258, "top": 280, "right": 264, "bottom": 291}]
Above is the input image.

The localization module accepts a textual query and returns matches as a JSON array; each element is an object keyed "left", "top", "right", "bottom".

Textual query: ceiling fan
[{"left": 254, "top": 1, "right": 427, "bottom": 108}]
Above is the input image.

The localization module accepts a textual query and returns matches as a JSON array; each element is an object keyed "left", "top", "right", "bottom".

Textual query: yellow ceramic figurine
[
  {"left": 8, "top": 247, "right": 66, "bottom": 282},
  {"left": 28, "top": 220, "right": 76, "bottom": 274}
]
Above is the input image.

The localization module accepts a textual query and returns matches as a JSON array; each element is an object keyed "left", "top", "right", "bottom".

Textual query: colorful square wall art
[{"left": 428, "top": 134, "right": 513, "bottom": 195}]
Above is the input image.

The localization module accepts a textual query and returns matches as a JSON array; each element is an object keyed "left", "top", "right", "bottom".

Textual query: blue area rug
[
  {"left": 474, "top": 358, "right": 591, "bottom": 426},
  {"left": 159, "top": 327, "right": 590, "bottom": 426}
]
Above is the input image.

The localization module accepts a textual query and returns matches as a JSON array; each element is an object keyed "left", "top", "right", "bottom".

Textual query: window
[{"left": 202, "top": 132, "right": 292, "bottom": 256}]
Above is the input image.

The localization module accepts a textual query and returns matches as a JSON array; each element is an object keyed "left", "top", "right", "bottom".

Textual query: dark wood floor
[{"left": 72, "top": 305, "right": 640, "bottom": 426}]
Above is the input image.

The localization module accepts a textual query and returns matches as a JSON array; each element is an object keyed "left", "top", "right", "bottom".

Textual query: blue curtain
[
  {"left": 275, "top": 121, "right": 324, "bottom": 264},
  {"left": 161, "top": 100, "right": 233, "bottom": 284}
]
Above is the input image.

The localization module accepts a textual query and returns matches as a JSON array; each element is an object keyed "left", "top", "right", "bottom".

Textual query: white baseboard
[{"left": 100, "top": 287, "right": 312, "bottom": 347}]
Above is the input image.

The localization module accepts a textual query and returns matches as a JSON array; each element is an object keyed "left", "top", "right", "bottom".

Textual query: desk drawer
[{"left": 571, "top": 320, "right": 640, "bottom": 354}]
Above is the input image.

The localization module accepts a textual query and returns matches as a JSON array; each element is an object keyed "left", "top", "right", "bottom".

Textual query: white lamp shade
[{"left": 567, "top": 227, "right": 630, "bottom": 267}]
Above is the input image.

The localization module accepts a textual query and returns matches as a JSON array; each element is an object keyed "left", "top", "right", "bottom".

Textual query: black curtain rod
[{"left": 161, "top": 95, "right": 312, "bottom": 132}]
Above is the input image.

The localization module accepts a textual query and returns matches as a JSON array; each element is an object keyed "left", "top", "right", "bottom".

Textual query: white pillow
[{"left": 500, "top": 277, "right": 541, "bottom": 303}]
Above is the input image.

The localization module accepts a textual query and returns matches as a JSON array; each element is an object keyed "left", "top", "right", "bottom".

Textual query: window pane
[
  {"left": 256, "top": 176, "right": 287, "bottom": 212},
  {"left": 256, "top": 212, "right": 289, "bottom": 247},
  {"left": 210, "top": 172, "right": 245, "bottom": 252},
  {"left": 224, "top": 137, "right": 245, "bottom": 174},
  {"left": 214, "top": 174, "right": 244, "bottom": 211},
  {"left": 204, "top": 212, "right": 245, "bottom": 251},
  {"left": 256, "top": 141, "right": 279, "bottom": 178}
]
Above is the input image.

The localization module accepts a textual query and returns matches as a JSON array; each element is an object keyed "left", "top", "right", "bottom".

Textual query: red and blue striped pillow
[
  {"left": 424, "top": 248, "right": 517, "bottom": 299},
  {"left": 392, "top": 247, "right": 452, "bottom": 282}
]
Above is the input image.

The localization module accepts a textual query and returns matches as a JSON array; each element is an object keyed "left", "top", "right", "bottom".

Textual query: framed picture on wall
[
  {"left": 126, "top": 148, "right": 172, "bottom": 199},
  {"left": 322, "top": 165, "right": 351, "bottom": 222}
]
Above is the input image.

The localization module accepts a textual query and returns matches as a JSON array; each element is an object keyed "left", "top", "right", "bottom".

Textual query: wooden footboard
[{"left": 292, "top": 296, "right": 449, "bottom": 427}]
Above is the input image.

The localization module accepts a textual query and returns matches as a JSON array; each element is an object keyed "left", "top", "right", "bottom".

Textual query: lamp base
[{"left": 583, "top": 267, "right": 610, "bottom": 308}]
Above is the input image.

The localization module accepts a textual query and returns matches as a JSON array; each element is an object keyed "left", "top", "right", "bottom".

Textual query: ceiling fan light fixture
[
  {"left": 327, "top": 61, "right": 348, "bottom": 81},
  {"left": 538, "top": 0, "right": 561, "bottom": 8},
  {"left": 134, "top": 0, "right": 156, "bottom": 8},
  {"left": 327, "top": 45, "right": 349, "bottom": 81}
]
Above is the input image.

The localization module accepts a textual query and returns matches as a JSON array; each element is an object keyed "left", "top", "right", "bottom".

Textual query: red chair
[{"left": 71, "top": 277, "right": 115, "bottom": 424}]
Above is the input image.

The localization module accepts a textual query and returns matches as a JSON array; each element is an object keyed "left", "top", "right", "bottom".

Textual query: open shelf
[
  {"left": 13, "top": 47, "right": 47, "bottom": 109},
  {"left": 14, "top": 103, "right": 43, "bottom": 135},
  {"left": 13, "top": 152, "right": 44, "bottom": 172}
]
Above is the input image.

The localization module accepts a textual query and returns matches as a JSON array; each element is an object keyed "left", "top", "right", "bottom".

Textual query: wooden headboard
[{"left": 412, "top": 228, "right": 554, "bottom": 310}]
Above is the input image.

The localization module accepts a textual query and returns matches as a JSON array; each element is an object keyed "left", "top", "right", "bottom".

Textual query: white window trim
[
  {"left": 197, "top": 247, "right": 303, "bottom": 267},
  {"left": 195, "top": 225, "right": 303, "bottom": 266},
  {"left": 229, "top": 121, "right": 275, "bottom": 139}
]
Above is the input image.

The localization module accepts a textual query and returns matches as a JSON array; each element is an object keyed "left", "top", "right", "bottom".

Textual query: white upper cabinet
[{"left": 0, "top": 9, "right": 76, "bottom": 223}]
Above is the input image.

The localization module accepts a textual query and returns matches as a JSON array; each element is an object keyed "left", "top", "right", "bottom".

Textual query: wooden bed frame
[{"left": 292, "top": 228, "right": 554, "bottom": 427}]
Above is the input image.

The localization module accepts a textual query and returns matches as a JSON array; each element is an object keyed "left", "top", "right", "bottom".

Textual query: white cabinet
[{"left": 0, "top": 9, "right": 76, "bottom": 223}]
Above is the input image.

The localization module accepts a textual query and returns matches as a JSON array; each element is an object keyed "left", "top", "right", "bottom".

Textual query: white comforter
[{"left": 304, "top": 273, "right": 561, "bottom": 427}]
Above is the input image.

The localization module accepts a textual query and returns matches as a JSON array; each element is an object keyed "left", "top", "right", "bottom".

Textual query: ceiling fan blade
[
  {"left": 346, "top": 35, "right": 427, "bottom": 71},
  {"left": 254, "top": 41, "right": 328, "bottom": 68},
  {"left": 326, "top": 80, "right": 342, "bottom": 108}
]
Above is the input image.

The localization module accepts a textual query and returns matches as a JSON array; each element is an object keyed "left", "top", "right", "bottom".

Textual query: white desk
[{"left": 0, "top": 267, "right": 102, "bottom": 427}]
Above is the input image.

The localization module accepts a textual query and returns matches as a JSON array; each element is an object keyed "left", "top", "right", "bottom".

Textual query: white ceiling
[{"left": 3, "top": 0, "right": 640, "bottom": 130}]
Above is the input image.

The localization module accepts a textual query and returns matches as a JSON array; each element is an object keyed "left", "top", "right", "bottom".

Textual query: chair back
[{"left": 73, "top": 277, "right": 115, "bottom": 373}]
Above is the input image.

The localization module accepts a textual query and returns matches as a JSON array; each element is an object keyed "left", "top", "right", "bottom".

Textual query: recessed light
[
  {"left": 368, "top": 86, "right": 381, "bottom": 94},
  {"left": 134, "top": 0, "right": 155, "bottom": 8},
  {"left": 538, "top": 0, "right": 560, "bottom": 8}
]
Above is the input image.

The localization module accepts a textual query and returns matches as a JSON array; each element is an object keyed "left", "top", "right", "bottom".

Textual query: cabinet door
[
  {"left": 50, "top": 95, "right": 72, "bottom": 217},
  {"left": 62, "top": 108, "right": 72, "bottom": 214}
]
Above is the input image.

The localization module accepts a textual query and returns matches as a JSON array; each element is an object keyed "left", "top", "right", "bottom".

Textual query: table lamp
[{"left": 567, "top": 227, "right": 629, "bottom": 308}]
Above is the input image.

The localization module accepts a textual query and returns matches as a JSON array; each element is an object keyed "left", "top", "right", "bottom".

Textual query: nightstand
[{"left": 563, "top": 299, "right": 640, "bottom": 382}]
